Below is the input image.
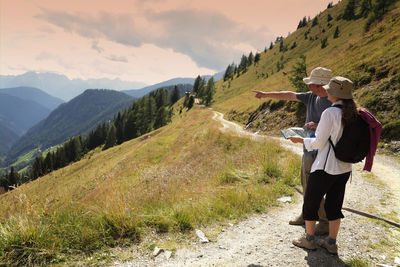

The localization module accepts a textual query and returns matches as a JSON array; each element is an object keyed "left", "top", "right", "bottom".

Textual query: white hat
[
  {"left": 323, "top": 76, "right": 354, "bottom": 99},
  {"left": 303, "top": 67, "right": 332, "bottom": 85}
]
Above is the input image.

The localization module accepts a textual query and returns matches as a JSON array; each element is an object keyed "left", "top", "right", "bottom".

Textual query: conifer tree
[
  {"left": 334, "top": 26, "right": 340, "bottom": 38},
  {"left": 154, "top": 106, "right": 169, "bottom": 129},
  {"left": 0, "top": 174, "right": 8, "bottom": 191},
  {"left": 114, "top": 112, "right": 125, "bottom": 144},
  {"left": 343, "top": 0, "right": 356, "bottom": 20},
  {"left": 124, "top": 111, "right": 138, "bottom": 140},
  {"left": 32, "top": 156, "right": 44, "bottom": 180},
  {"left": 288, "top": 55, "right": 308, "bottom": 92},
  {"left": 44, "top": 152, "right": 54, "bottom": 173},
  {"left": 170, "top": 85, "right": 180, "bottom": 104},
  {"left": 312, "top": 16, "right": 318, "bottom": 27},
  {"left": 197, "top": 77, "right": 206, "bottom": 100},
  {"left": 238, "top": 54, "right": 248, "bottom": 73},
  {"left": 269, "top": 42, "right": 274, "bottom": 49},
  {"left": 254, "top": 52, "right": 261, "bottom": 64},
  {"left": 103, "top": 124, "right": 117, "bottom": 150},
  {"left": 248, "top": 52, "right": 254, "bottom": 66},
  {"left": 8, "top": 167, "right": 20, "bottom": 189},
  {"left": 327, "top": 14, "right": 333, "bottom": 22},
  {"left": 204, "top": 77, "right": 215, "bottom": 106},
  {"left": 193, "top": 75, "right": 202, "bottom": 95},
  {"left": 187, "top": 95, "right": 194, "bottom": 109},
  {"left": 223, "top": 64, "right": 234, "bottom": 81},
  {"left": 183, "top": 92, "right": 190, "bottom": 107},
  {"left": 321, "top": 37, "right": 328, "bottom": 48}
]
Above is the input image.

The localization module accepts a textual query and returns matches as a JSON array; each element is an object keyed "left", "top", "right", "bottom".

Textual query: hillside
[
  {"left": 212, "top": 0, "right": 400, "bottom": 141},
  {"left": 7, "top": 89, "right": 134, "bottom": 162},
  {"left": 0, "top": 105, "right": 300, "bottom": 265},
  {"left": 0, "top": 93, "right": 52, "bottom": 140},
  {"left": 0, "top": 125, "right": 19, "bottom": 157},
  {"left": 0, "top": 86, "right": 64, "bottom": 110}
]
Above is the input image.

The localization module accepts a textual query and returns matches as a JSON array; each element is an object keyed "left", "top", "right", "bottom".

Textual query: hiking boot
[
  {"left": 317, "top": 237, "right": 338, "bottom": 254},
  {"left": 289, "top": 215, "right": 305, "bottom": 225},
  {"left": 314, "top": 222, "right": 329, "bottom": 236},
  {"left": 292, "top": 235, "right": 317, "bottom": 250}
]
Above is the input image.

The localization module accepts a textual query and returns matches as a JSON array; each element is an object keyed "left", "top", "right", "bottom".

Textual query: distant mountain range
[
  {"left": 0, "top": 86, "right": 64, "bottom": 110},
  {"left": 0, "top": 72, "right": 147, "bottom": 101},
  {"left": 123, "top": 78, "right": 196, "bottom": 98},
  {"left": 0, "top": 71, "right": 224, "bottom": 101},
  {"left": 0, "top": 87, "right": 64, "bottom": 156},
  {"left": 7, "top": 89, "right": 134, "bottom": 161}
]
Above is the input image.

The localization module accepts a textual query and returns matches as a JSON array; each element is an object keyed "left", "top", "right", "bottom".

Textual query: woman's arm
[{"left": 303, "top": 109, "right": 334, "bottom": 151}]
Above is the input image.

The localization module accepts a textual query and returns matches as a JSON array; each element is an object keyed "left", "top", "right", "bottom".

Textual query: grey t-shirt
[{"left": 296, "top": 92, "right": 332, "bottom": 155}]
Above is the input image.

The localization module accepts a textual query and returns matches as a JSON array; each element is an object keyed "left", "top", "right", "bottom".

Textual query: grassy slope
[
  {"left": 0, "top": 106, "right": 300, "bottom": 265},
  {"left": 212, "top": 0, "right": 400, "bottom": 139}
]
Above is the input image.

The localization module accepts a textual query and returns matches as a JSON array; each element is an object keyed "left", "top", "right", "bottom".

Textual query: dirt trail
[{"left": 115, "top": 111, "right": 400, "bottom": 267}]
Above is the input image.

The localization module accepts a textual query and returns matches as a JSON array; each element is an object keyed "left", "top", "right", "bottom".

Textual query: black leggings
[{"left": 303, "top": 170, "right": 351, "bottom": 221}]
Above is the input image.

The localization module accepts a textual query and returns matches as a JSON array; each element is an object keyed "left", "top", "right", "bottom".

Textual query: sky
[{"left": 1, "top": 0, "right": 339, "bottom": 85}]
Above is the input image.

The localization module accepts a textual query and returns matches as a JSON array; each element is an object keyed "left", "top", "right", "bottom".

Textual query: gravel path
[{"left": 114, "top": 111, "right": 400, "bottom": 267}]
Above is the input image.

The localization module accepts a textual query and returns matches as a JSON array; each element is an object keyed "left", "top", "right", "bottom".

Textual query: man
[{"left": 253, "top": 67, "right": 332, "bottom": 235}]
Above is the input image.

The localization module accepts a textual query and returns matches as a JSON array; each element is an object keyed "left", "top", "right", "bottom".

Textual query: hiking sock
[
  {"left": 306, "top": 234, "right": 315, "bottom": 241},
  {"left": 327, "top": 237, "right": 336, "bottom": 245}
]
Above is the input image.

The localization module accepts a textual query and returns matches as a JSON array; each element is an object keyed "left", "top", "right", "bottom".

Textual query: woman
[{"left": 288, "top": 76, "right": 358, "bottom": 254}]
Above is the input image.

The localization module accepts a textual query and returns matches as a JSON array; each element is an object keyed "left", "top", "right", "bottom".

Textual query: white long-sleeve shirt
[{"left": 303, "top": 101, "right": 352, "bottom": 175}]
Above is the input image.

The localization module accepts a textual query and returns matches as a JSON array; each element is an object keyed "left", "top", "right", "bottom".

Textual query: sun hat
[
  {"left": 303, "top": 67, "right": 332, "bottom": 85},
  {"left": 323, "top": 76, "right": 353, "bottom": 99}
]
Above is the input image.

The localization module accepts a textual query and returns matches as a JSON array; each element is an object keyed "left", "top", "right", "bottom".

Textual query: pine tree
[
  {"left": 103, "top": 124, "right": 117, "bottom": 150},
  {"left": 32, "top": 156, "right": 44, "bottom": 179},
  {"left": 334, "top": 26, "right": 340, "bottom": 38},
  {"left": 223, "top": 64, "right": 234, "bottom": 81},
  {"left": 124, "top": 111, "right": 138, "bottom": 140},
  {"left": 0, "top": 174, "right": 8, "bottom": 192},
  {"left": 154, "top": 106, "right": 169, "bottom": 129},
  {"left": 321, "top": 37, "right": 328, "bottom": 48},
  {"left": 288, "top": 55, "right": 308, "bottom": 92},
  {"left": 312, "top": 16, "right": 319, "bottom": 27},
  {"left": 188, "top": 96, "right": 194, "bottom": 109},
  {"left": 360, "top": 0, "right": 371, "bottom": 18},
  {"left": 183, "top": 92, "right": 190, "bottom": 108},
  {"left": 204, "top": 77, "right": 215, "bottom": 106},
  {"left": 238, "top": 54, "right": 248, "bottom": 73},
  {"left": 170, "top": 85, "right": 180, "bottom": 104},
  {"left": 343, "top": 0, "right": 356, "bottom": 20},
  {"left": 44, "top": 152, "right": 54, "bottom": 173},
  {"left": 114, "top": 112, "right": 125, "bottom": 144},
  {"left": 269, "top": 42, "right": 274, "bottom": 49},
  {"left": 248, "top": 52, "right": 254, "bottom": 66},
  {"left": 327, "top": 14, "right": 333, "bottom": 22},
  {"left": 8, "top": 167, "right": 20, "bottom": 189},
  {"left": 279, "top": 40, "right": 284, "bottom": 52},
  {"left": 193, "top": 75, "right": 202, "bottom": 95},
  {"left": 254, "top": 53, "right": 261, "bottom": 64}
]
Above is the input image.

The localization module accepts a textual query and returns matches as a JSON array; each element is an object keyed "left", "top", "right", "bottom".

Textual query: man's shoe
[
  {"left": 292, "top": 235, "right": 317, "bottom": 250},
  {"left": 314, "top": 222, "right": 329, "bottom": 235},
  {"left": 317, "top": 237, "right": 338, "bottom": 254},
  {"left": 289, "top": 215, "right": 305, "bottom": 225}
]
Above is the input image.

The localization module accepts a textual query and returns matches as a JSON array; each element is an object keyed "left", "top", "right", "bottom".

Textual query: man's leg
[{"left": 289, "top": 153, "right": 315, "bottom": 225}]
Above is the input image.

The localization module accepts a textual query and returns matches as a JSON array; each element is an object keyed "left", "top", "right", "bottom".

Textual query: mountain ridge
[{"left": 7, "top": 89, "right": 134, "bottom": 162}]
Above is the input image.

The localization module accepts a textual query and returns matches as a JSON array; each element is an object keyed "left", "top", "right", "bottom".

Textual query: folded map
[{"left": 280, "top": 127, "right": 315, "bottom": 139}]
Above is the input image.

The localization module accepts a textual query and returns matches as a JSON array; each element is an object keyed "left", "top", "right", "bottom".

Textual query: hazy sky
[{"left": 1, "top": 0, "right": 338, "bottom": 85}]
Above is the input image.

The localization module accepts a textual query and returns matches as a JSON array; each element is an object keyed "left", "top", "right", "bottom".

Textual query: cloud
[
  {"left": 106, "top": 55, "right": 129, "bottom": 63},
  {"left": 91, "top": 40, "right": 104, "bottom": 53},
  {"left": 36, "top": 7, "right": 272, "bottom": 70}
]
